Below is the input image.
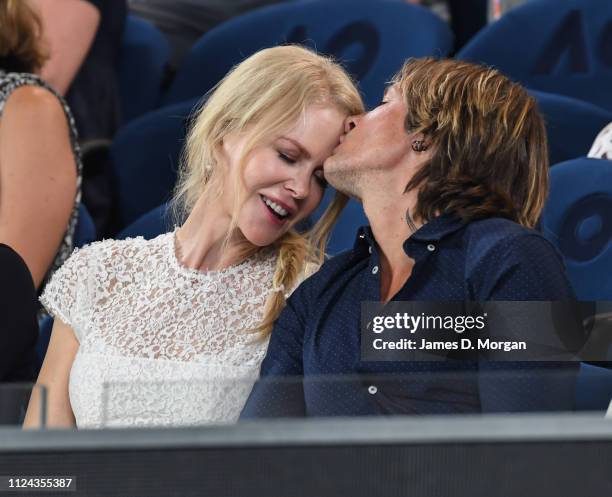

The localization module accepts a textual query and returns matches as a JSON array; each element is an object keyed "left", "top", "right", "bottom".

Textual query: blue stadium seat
[
  {"left": 110, "top": 98, "right": 199, "bottom": 231},
  {"left": 74, "top": 203, "right": 97, "bottom": 248},
  {"left": 575, "top": 363, "right": 612, "bottom": 411},
  {"left": 541, "top": 158, "right": 612, "bottom": 394},
  {"left": 530, "top": 90, "right": 612, "bottom": 165},
  {"left": 35, "top": 203, "right": 97, "bottom": 370},
  {"left": 118, "top": 15, "right": 171, "bottom": 124},
  {"left": 35, "top": 315, "right": 53, "bottom": 373},
  {"left": 117, "top": 203, "right": 173, "bottom": 240},
  {"left": 457, "top": 0, "right": 612, "bottom": 112},
  {"left": 163, "top": 0, "right": 453, "bottom": 109},
  {"left": 540, "top": 157, "right": 612, "bottom": 301}
]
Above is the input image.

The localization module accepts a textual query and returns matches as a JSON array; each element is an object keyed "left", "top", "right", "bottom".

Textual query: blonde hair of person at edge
[{"left": 24, "top": 45, "right": 364, "bottom": 429}]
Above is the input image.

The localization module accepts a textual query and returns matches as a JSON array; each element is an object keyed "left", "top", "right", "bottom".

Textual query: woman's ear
[{"left": 216, "top": 137, "right": 229, "bottom": 166}]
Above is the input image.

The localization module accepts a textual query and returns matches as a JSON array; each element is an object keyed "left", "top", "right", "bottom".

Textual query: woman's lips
[{"left": 260, "top": 195, "right": 288, "bottom": 226}]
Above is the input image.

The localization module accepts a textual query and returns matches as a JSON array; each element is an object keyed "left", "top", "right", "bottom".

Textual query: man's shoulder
[
  {"left": 462, "top": 217, "right": 557, "bottom": 257},
  {"left": 291, "top": 248, "right": 363, "bottom": 300}
]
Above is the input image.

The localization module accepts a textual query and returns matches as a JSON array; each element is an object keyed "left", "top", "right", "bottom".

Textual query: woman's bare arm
[
  {"left": 33, "top": 0, "right": 100, "bottom": 95},
  {"left": 0, "top": 85, "right": 77, "bottom": 288},
  {"left": 23, "top": 319, "right": 79, "bottom": 429}
]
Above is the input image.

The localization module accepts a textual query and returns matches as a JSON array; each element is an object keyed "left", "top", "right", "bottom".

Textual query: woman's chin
[{"left": 242, "top": 228, "right": 285, "bottom": 247}]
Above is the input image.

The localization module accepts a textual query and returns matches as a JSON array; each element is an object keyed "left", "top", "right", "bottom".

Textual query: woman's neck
[{"left": 175, "top": 196, "right": 251, "bottom": 272}]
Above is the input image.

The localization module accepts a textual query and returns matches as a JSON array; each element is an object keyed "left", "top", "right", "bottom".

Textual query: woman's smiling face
[{"left": 219, "top": 104, "right": 347, "bottom": 246}]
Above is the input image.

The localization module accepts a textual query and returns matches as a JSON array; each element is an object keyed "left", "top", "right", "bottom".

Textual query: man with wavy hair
[{"left": 242, "top": 58, "right": 578, "bottom": 418}]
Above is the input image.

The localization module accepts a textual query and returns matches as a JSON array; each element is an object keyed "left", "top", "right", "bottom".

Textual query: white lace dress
[{"left": 40, "top": 231, "right": 279, "bottom": 428}]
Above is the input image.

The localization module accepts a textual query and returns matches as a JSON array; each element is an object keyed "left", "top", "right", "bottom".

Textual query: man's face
[{"left": 324, "top": 85, "right": 413, "bottom": 199}]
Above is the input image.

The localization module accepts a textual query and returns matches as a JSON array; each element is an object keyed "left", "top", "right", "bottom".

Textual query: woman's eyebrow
[{"left": 278, "top": 136, "right": 311, "bottom": 159}]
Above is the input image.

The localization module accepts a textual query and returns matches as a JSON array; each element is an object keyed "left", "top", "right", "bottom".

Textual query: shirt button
[
  {"left": 371, "top": 265, "right": 379, "bottom": 274},
  {"left": 359, "top": 234, "right": 365, "bottom": 239},
  {"left": 368, "top": 385, "right": 378, "bottom": 395},
  {"left": 368, "top": 246, "right": 372, "bottom": 254},
  {"left": 427, "top": 244, "right": 436, "bottom": 252}
]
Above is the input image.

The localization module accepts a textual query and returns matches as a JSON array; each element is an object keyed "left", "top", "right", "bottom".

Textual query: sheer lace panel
[
  {"left": 42, "top": 232, "right": 277, "bottom": 366},
  {"left": 40, "top": 232, "right": 286, "bottom": 427}
]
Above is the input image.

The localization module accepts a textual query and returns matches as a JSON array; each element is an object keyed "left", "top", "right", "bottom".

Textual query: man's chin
[{"left": 324, "top": 164, "right": 361, "bottom": 200}]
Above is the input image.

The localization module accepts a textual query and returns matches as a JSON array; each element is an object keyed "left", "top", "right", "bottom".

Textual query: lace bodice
[{"left": 40, "top": 231, "right": 280, "bottom": 428}]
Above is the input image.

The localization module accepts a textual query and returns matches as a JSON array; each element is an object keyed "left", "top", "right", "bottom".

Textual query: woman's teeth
[{"left": 261, "top": 195, "right": 289, "bottom": 218}]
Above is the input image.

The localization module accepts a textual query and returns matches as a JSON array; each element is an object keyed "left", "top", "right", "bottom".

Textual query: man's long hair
[{"left": 394, "top": 58, "right": 548, "bottom": 228}]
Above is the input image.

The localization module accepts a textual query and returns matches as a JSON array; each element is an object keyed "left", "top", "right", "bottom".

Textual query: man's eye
[
  {"left": 370, "top": 100, "right": 387, "bottom": 111},
  {"left": 278, "top": 152, "right": 297, "bottom": 164}
]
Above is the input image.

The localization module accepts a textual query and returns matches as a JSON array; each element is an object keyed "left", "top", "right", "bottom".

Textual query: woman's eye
[{"left": 278, "top": 152, "right": 297, "bottom": 164}]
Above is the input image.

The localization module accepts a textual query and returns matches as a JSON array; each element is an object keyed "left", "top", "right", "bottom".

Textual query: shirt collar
[
  {"left": 409, "top": 213, "right": 466, "bottom": 242},
  {"left": 352, "top": 213, "right": 465, "bottom": 254},
  {"left": 353, "top": 225, "right": 376, "bottom": 254}
]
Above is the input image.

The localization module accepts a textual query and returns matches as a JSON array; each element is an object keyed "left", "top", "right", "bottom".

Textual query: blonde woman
[{"left": 24, "top": 45, "right": 363, "bottom": 428}]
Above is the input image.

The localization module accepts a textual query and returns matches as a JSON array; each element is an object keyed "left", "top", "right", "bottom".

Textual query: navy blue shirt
[{"left": 241, "top": 215, "right": 579, "bottom": 418}]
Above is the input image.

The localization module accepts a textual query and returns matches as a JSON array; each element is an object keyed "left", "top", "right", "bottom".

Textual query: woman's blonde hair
[
  {"left": 0, "top": 0, "right": 48, "bottom": 73},
  {"left": 172, "top": 45, "right": 364, "bottom": 337}
]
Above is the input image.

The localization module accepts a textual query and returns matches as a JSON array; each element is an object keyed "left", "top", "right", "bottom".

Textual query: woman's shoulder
[
  {"left": 0, "top": 71, "right": 79, "bottom": 143},
  {"left": 1, "top": 83, "right": 65, "bottom": 127},
  {"left": 68, "top": 232, "right": 175, "bottom": 272},
  {"left": 1, "top": 72, "right": 59, "bottom": 107}
]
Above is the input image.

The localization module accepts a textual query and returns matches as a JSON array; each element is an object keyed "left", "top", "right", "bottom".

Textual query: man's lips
[{"left": 333, "top": 132, "right": 351, "bottom": 153}]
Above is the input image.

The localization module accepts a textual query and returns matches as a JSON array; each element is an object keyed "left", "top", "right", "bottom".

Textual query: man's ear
[{"left": 410, "top": 132, "right": 431, "bottom": 153}]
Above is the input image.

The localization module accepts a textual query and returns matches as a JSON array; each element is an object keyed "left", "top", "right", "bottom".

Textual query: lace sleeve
[{"left": 39, "top": 244, "right": 94, "bottom": 337}]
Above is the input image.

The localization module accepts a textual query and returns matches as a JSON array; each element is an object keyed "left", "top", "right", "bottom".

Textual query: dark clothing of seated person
[
  {"left": 128, "top": 0, "right": 285, "bottom": 69},
  {"left": 242, "top": 58, "right": 579, "bottom": 418},
  {"left": 0, "top": 244, "right": 38, "bottom": 383}
]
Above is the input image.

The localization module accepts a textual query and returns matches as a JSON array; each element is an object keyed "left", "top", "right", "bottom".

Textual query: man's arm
[
  {"left": 477, "top": 235, "right": 579, "bottom": 413},
  {"left": 241, "top": 285, "right": 310, "bottom": 418}
]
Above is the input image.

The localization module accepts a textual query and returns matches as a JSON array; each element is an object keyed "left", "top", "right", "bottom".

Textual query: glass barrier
[
  {"left": 0, "top": 383, "right": 46, "bottom": 427},
  {"left": 87, "top": 366, "right": 612, "bottom": 429}
]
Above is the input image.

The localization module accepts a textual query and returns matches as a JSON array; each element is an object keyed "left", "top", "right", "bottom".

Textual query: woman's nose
[{"left": 286, "top": 169, "right": 311, "bottom": 199}]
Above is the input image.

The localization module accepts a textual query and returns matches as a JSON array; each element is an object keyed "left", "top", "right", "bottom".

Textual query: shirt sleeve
[
  {"left": 240, "top": 280, "right": 310, "bottom": 418},
  {"left": 476, "top": 234, "right": 579, "bottom": 413},
  {"left": 479, "top": 234, "right": 575, "bottom": 301},
  {"left": 39, "top": 244, "right": 95, "bottom": 340}
]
